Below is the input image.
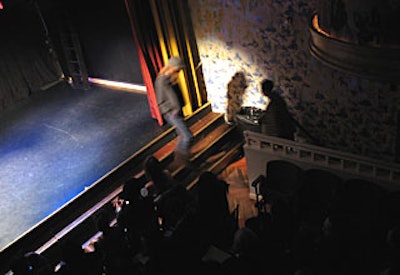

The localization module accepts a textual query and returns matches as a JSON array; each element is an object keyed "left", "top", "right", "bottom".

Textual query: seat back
[
  {"left": 294, "top": 168, "right": 344, "bottom": 224},
  {"left": 262, "top": 160, "right": 303, "bottom": 202}
]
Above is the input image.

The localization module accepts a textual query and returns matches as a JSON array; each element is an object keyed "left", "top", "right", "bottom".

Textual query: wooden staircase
[
  {"left": 154, "top": 110, "right": 244, "bottom": 189},
  {"left": 0, "top": 103, "right": 245, "bottom": 273}
]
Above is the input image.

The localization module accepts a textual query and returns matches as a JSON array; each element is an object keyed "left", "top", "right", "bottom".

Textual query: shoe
[
  {"left": 173, "top": 151, "right": 198, "bottom": 171},
  {"left": 174, "top": 150, "right": 193, "bottom": 161},
  {"left": 226, "top": 119, "right": 238, "bottom": 126}
]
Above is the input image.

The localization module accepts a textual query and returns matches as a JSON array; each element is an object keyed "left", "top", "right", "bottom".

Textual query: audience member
[
  {"left": 91, "top": 210, "right": 137, "bottom": 275},
  {"left": 10, "top": 251, "right": 54, "bottom": 275},
  {"left": 143, "top": 154, "right": 198, "bottom": 273},
  {"left": 230, "top": 226, "right": 263, "bottom": 273},
  {"left": 195, "top": 171, "right": 237, "bottom": 253},
  {"left": 143, "top": 155, "right": 177, "bottom": 198},
  {"left": 142, "top": 155, "right": 193, "bottom": 232},
  {"left": 381, "top": 225, "right": 400, "bottom": 275},
  {"left": 56, "top": 239, "right": 103, "bottom": 275},
  {"left": 116, "top": 177, "right": 158, "bottom": 259}
]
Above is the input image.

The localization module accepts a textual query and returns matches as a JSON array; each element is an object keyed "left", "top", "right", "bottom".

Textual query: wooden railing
[{"left": 243, "top": 130, "right": 400, "bottom": 198}]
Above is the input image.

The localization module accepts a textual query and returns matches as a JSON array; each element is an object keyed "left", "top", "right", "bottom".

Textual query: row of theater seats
[{"left": 246, "top": 159, "right": 400, "bottom": 274}]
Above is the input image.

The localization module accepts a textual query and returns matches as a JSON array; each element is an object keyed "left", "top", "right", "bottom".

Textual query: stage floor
[{"left": 0, "top": 81, "right": 166, "bottom": 251}]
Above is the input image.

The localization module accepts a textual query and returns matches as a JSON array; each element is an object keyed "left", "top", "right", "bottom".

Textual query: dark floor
[{"left": 0, "top": 81, "right": 167, "bottom": 251}]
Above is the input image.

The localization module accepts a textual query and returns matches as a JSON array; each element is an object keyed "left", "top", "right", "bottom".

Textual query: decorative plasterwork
[{"left": 309, "top": 13, "right": 400, "bottom": 83}]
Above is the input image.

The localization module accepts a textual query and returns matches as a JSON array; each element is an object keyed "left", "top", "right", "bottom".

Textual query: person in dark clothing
[
  {"left": 195, "top": 171, "right": 237, "bottom": 253},
  {"left": 259, "top": 79, "right": 296, "bottom": 140},
  {"left": 154, "top": 56, "right": 193, "bottom": 161},
  {"left": 142, "top": 155, "right": 195, "bottom": 237}
]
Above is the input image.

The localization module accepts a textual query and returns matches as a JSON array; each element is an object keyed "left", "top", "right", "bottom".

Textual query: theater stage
[{"left": 0, "top": 81, "right": 167, "bottom": 252}]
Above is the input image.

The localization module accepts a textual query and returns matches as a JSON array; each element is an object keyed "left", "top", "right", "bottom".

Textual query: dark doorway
[
  {"left": 41, "top": 0, "right": 143, "bottom": 85},
  {"left": 73, "top": 0, "right": 143, "bottom": 84}
]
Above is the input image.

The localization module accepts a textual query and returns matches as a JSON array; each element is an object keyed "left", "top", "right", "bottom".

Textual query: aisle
[{"left": 219, "top": 157, "right": 258, "bottom": 228}]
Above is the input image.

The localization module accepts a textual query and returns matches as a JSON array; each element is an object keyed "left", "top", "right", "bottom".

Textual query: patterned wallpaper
[{"left": 188, "top": 0, "right": 400, "bottom": 162}]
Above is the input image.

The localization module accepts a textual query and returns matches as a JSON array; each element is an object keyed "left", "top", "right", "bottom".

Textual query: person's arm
[{"left": 155, "top": 75, "right": 174, "bottom": 114}]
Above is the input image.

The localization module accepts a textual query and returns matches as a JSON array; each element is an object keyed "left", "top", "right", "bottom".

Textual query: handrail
[
  {"left": 291, "top": 116, "right": 321, "bottom": 146},
  {"left": 243, "top": 130, "right": 400, "bottom": 197}
]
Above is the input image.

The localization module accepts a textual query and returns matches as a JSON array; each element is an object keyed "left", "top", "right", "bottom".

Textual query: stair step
[{"left": 153, "top": 111, "right": 225, "bottom": 161}]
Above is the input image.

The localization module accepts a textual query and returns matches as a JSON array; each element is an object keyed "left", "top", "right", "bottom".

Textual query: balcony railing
[{"left": 243, "top": 130, "right": 400, "bottom": 198}]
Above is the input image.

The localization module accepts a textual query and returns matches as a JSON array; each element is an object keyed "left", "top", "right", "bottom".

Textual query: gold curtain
[{"left": 149, "top": 0, "right": 208, "bottom": 117}]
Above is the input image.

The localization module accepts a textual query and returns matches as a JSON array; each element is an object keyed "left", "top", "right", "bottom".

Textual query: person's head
[
  {"left": 261, "top": 79, "right": 274, "bottom": 97},
  {"left": 119, "top": 177, "right": 143, "bottom": 202},
  {"left": 198, "top": 171, "right": 229, "bottom": 211},
  {"left": 165, "top": 56, "right": 185, "bottom": 84},
  {"left": 231, "top": 71, "right": 248, "bottom": 89},
  {"left": 167, "top": 56, "right": 185, "bottom": 70},
  {"left": 144, "top": 155, "right": 163, "bottom": 181},
  {"left": 143, "top": 155, "right": 174, "bottom": 194}
]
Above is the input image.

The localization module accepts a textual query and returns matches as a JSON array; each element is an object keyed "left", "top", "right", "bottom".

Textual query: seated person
[{"left": 143, "top": 155, "right": 195, "bottom": 235}]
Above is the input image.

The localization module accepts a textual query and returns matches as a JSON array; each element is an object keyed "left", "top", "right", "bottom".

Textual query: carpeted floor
[{"left": 219, "top": 157, "right": 258, "bottom": 228}]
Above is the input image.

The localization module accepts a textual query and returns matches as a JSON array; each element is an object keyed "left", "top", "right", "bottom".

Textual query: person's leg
[{"left": 164, "top": 112, "right": 193, "bottom": 154}]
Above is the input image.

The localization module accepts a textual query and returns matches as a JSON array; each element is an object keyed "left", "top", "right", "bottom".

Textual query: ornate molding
[{"left": 309, "top": 13, "right": 400, "bottom": 83}]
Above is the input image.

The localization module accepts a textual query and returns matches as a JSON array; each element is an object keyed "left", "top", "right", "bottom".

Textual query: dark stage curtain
[
  {"left": 124, "top": 0, "right": 208, "bottom": 126},
  {"left": 124, "top": 0, "right": 164, "bottom": 125},
  {"left": 0, "top": 1, "right": 61, "bottom": 112}
]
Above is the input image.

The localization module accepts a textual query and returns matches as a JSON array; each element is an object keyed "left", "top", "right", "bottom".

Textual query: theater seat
[
  {"left": 260, "top": 160, "right": 304, "bottom": 205},
  {"left": 293, "top": 168, "right": 344, "bottom": 224}
]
